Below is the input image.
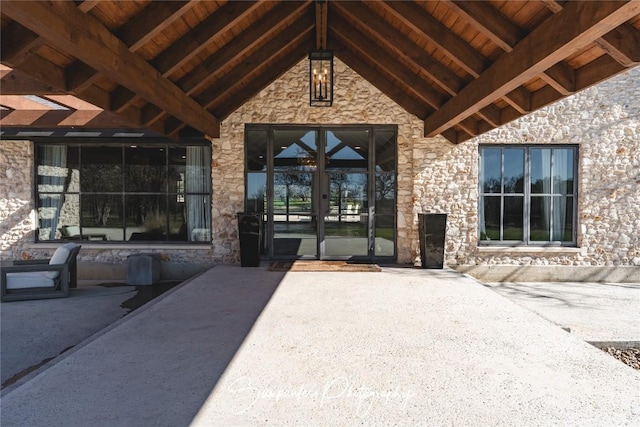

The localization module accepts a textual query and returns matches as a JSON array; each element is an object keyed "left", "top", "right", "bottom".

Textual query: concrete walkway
[{"left": 1, "top": 265, "right": 639, "bottom": 426}]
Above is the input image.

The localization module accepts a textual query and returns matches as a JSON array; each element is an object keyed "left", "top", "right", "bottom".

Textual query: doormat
[{"left": 268, "top": 260, "right": 381, "bottom": 272}]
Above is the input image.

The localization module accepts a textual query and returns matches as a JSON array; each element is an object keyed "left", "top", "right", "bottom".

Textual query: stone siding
[
  {"left": 1, "top": 61, "right": 638, "bottom": 269},
  {"left": 0, "top": 141, "right": 35, "bottom": 260},
  {"left": 219, "top": 58, "right": 426, "bottom": 263},
  {"left": 413, "top": 66, "right": 640, "bottom": 267}
]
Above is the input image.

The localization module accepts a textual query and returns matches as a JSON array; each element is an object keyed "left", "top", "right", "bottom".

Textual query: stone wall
[
  {"left": 219, "top": 58, "right": 429, "bottom": 263},
  {"left": 412, "top": 66, "right": 640, "bottom": 267},
  {"left": 1, "top": 61, "right": 638, "bottom": 270},
  {"left": 0, "top": 141, "right": 35, "bottom": 260}
]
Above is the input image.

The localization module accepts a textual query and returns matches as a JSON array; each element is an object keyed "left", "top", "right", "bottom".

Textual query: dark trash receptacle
[
  {"left": 237, "top": 212, "right": 261, "bottom": 267},
  {"left": 418, "top": 213, "right": 447, "bottom": 269}
]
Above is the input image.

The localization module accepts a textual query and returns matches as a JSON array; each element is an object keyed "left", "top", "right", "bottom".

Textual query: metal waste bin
[
  {"left": 237, "top": 212, "right": 261, "bottom": 267},
  {"left": 418, "top": 213, "right": 447, "bottom": 269}
]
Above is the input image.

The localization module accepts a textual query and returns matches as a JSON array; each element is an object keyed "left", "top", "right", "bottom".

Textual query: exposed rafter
[
  {"left": 2, "top": 0, "right": 220, "bottom": 137},
  {"left": 424, "top": 0, "right": 640, "bottom": 137}
]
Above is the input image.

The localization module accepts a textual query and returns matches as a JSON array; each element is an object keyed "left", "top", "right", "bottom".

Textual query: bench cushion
[
  {"left": 6, "top": 272, "right": 56, "bottom": 290},
  {"left": 45, "top": 243, "right": 77, "bottom": 279}
]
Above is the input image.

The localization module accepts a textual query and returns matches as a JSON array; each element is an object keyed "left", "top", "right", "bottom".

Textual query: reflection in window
[
  {"left": 35, "top": 143, "right": 211, "bottom": 243},
  {"left": 479, "top": 146, "right": 577, "bottom": 245}
]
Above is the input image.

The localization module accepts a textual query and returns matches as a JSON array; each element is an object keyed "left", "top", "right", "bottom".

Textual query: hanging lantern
[{"left": 309, "top": 50, "right": 333, "bottom": 107}]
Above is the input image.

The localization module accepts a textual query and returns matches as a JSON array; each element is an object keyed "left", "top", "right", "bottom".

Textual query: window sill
[
  {"left": 30, "top": 242, "right": 212, "bottom": 250},
  {"left": 477, "top": 246, "right": 585, "bottom": 255}
]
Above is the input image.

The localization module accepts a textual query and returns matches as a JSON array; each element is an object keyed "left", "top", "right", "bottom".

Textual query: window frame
[
  {"left": 478, "top": 144, "right": 578, "bottom": 247},
  {"left": 34, "top": 140, "right": 212, "bottom": 244}
]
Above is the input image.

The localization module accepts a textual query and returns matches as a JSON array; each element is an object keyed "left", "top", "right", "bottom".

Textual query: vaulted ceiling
[{"left": 1, "top": 0, "right": 639, "bottom": 144}]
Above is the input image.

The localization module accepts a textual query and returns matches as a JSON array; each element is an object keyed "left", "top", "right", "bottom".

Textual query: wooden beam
[
  {"left": 176, "top": 1, "right": 311, "bottom": 97},
  {"left": 504, "top": 87, "right": 532, "bottom": 114},
  {"left": 442, "top": 0, "right": 522, "bottom": 52},
  {"left": 152, "top": 1, "right": 261, "bottom": 78},
  {"left": 334, "top": 1, "right": 466, "bottom": 96},
  {"left": 116, "top": 1, "right": 195, "bottom": 51},
  {"left": 2, "top": 0, "right": 220, "bottom": 138},
  {"left": 0, "top": 24, "right": 46, "bottom": 66},
  {"left": 66, "top": 1, "right": 194, "bottom": 93},
  {"left": 330, "top": 15, "right": 447, "bottom": 110},
  {"left": 332, "top": 40, "right": 431, "bottom": 120},
  {"left": 0, "top": 67, "right": 66, "bottom": 95},
  {"left": 540, "top": 61, "right": 576, "bottom": 95},
  {"left": 443, "top": 0, "right": 576, "bottom": 97},
  {"left": 380, "top": 1, "right": 489, "bottom": 77},
  {"left": 595, "top": 23, "right": 640, "bottom": 66},
  {"left": 198, "top": 18, "right": 315, "bottom": 110},
  {"left": 575, "top": 54, "right": 626, "bottom": 91},
  {"left": 476, "top": 104, "right": 502, "bottom": 127},
  {"left": 315, "top": 0, "right": 328, "bottom": 49},
  {"left": 542, "top": 0, "right": 640, "bottom": 67},
  {"left": 423, "top": 1, "right": 640, "bottom": 137}
]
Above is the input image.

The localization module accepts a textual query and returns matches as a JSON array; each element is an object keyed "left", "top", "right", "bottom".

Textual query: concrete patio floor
[{"left": 1, "top": 265, "right": 639, "bottom": 426}]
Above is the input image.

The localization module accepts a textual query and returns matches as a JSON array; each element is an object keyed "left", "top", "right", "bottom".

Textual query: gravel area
[{"left": 602, "top": 347, "right": 640, "bottom": 370}]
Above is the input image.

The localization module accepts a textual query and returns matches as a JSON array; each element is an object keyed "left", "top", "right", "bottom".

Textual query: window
[
  {"left": 36, "top": 143, "right": 211, "bottom": 243},
  {"left": 479, "top": 146, "right": 577, "bottom": 245}
]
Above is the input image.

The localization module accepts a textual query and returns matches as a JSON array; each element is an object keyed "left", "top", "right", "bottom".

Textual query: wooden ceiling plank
[
  {"left": 330, "top": 16, "right": 447, "bottom": 110},
  {"left": 110, "top": 86, "right": 137, "bottom": 113},
  {"left": 442, "top": 0, "right": 523, "bottom": 52},
  {"left": 423, "top": 0, "right": 640, "bottom": 137},
  {"left": 530, "top": 85, "right": 562, "bottom": 111},
  {"left": 197, "top": 17, "right": 315, "bottom": 110},
  {"left": 152, "top": 1, "right": 262, "bottom": 78},
  {"left": 458, "top": 117, "right": 480, "bottom": 136},
  {"left": 542, "top": 0, "right": 640, "bottom": 67},
  {"left": 444, "top": 0, "right": 575, "bottom": 98},
  {"left": 381, "top": 1, "right": 489, "bottom": 77},
  {"left": 332, "top": 40, "right": 431, "bottom": 120},
  {"left": 2, "top": 0, "right": 220, "bottom": 137},
  {"left": 208, "top": 42, "right": 311, "bottom": 123},
  {"left": 116, "top": 1, "right": 195, "bottom": 51},
  {"left": 315, "top": 0, "right": 328, "bottom": 49},
  {"left": 66, "top": 1, "right": 194, "bottom": 94},
  {"left": 177, "top": 1, "right": 311, "bottom": 97},
  {"left": 595, "top": 23, "right": 640, "bottom": 67},
  {"left": 334, "top": 1, "right": 465, "bottom": 96}
]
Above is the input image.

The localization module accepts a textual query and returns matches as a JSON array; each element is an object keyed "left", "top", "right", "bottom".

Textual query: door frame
[{"left": 245, "top": 124, "right": 398, "bottom": 262}]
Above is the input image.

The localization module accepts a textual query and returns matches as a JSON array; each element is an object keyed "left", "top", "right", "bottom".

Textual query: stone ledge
[
  {"left": 477, "top": 246, "right": 585, "bottom": 255},
  {"left": 28, "top": 243, "right": 212, "bottom": 250},
  {"left": 454, "top": 265, "right": 640, "bottom": 283}
]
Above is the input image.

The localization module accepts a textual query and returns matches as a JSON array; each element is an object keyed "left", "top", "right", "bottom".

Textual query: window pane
[
  {"left": 530, "top": 196, "right": 551, "bottom": 241},
  {"left": 531, "top": 148, "right": 551, "bottom": 194},
  {"left": 81, "top": 146, "right": 122, "bottom": 192},
  {"left": 375, "top": 174, "right": 395, "bottom": 214},
  {"left": 553, "top": 148, "right": 574, "bottom": 194},
  {"left": 481, "top": 148, "right": 501, "bottom": 193},
  {"left": 125, "top": 195, "right": 167, "bottom": 241},
  {"left": 375, "top": 215, "right": 395, "bottom": 256},
  {"left": 503, "top": 196, "right": 523, "bottom": 240},
  {"left": 375, "top": 130, "right": 396, "bottom": 172},
  {"left": 246, "top": 173, "right": 266, "bottom": 213},
  {"left": 552, "top": 196, "right": 574, "bottom": 241},
  {"left": 81, "top": 194, "right": 123, "bottom": 241},
  {"left": 125, "top": 146, "right": 166, "bottom": 192},
  {"left": 480, "top": 196, "right": 500, "bottom": 240},
  {"left": 274, "top": 129, "right": 317, "bottom": 171},
  {"left": 246, "top": 129, "right": 267, "bottom": 172},
  {"left": 274, "top": 173, "right": 314, "bottom": 213},
  {"left": 38, "top": 194, "right": 81, "bottom": 241},
  {"left": 37, "top": 145, "right": 79, "bottom": 192},
  {"left": 168, "top": 193, "right": 187, "bottom": 241},
  {"left": 326, "top": 129, "right": 369, "bottom": 171},
  {"left": 503, "top": 149, "right": 524, "bottom": 193}
]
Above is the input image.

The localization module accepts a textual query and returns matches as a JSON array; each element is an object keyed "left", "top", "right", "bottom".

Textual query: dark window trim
[{"left": 478, "top": 144, "right": 579, "bottom": 247}]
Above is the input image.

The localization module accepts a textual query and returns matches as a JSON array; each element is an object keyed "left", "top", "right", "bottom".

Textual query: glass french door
[{"left": 245, "top": 125, "right": 396, "bottom": 261}]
